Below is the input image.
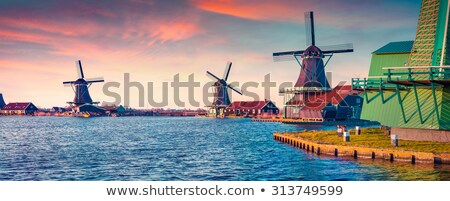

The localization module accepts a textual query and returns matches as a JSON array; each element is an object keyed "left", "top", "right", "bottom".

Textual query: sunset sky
[{"left": 0, "top": 0, "right": 421, "bottom": 108}]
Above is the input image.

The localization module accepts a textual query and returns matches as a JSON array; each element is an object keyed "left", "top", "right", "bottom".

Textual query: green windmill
[{"left": 352, "top": 0, "right": 450, "bottom": 141}]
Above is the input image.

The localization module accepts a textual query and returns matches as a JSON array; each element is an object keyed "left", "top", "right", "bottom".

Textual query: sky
[{"left": 0, "top": 0, "right": 421, "bottom": 109}]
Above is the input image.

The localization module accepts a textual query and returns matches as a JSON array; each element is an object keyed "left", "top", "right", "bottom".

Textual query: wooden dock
[{"left": 273, "top": 132, "right": 450, "bottom": 165}]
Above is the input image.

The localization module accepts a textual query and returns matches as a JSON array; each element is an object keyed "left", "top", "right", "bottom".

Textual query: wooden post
[
  {"left": 391, "top": 134, "right": 398, "bottom": 146},
  {"left": 343, "top": 132, "right": 350, "bottom": 142},
  {"left": 355, "top": 126, "right": 361, "bottom": 135},
  {"left": 337, "top": 127, "right": 343, "bottom": 137}
]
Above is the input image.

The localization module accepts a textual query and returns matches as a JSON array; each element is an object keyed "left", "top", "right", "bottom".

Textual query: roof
[
  {"left": 2, "top": 102, "right": 34, "bottom": 110},
  {"left": 100, "top": 105, "right": 119, "bottom": 111},
  {"left": 286, "top": 85, "right": 360, "bottom": 111},
  {"left": 227, "top": 101, "right": 270, "bottom": 110},
  {"left": 78, "top": 104, "right": 105, "bottom": 112},
  {"left": 299, "top": 110, "right": 323, "bottom": 119},
  {"left": 372, "top": 41, "right": 413, "bottom": 54}
]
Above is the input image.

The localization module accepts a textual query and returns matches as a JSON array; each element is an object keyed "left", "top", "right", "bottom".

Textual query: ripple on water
[{"left": 0, "top": 116, "right": 448, "bottom": 181}]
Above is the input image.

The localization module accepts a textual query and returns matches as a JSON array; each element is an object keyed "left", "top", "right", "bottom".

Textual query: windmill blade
[
  {"left": 305, "top": 11, "right": 315, "bottom": 46},
  {"left": 76, "top": 60, "right": 85, "bottom": 79},
  {"left": 273, "top": 50, "right": 304, "bottom": 62},
  {"left": 227, "top": 84, "right": 243, "bottom": 95},
  {"left": 206, "top": 71, "right": 221, "bottom": 81},
  {"left": 273, "top": 50, "right": 304, "bottom": 57},
  {"left": 223, "top": 61, "right": 232, "bottom": 81},
  {"left": 319, "top": 43, "right": 354, "bottom": 54},
  {"left": 63, "top": 81, "right": 76, "bottom": 85},
  {"left": 86, "top": 77, "right": 105, "bottom": 83}
]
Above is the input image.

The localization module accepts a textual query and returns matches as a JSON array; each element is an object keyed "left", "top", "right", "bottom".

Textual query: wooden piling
[{"left": 273, "top": 132, "right": 445, "bottom": 165}]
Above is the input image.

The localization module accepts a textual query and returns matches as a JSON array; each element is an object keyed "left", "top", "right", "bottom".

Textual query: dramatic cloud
[
  {"left": 192, "top": 0, "right": 300, "bottom": 22},
  {"left": 192, "top": 0, "right": 420, "bottom": 29},
  {"left": 148, "top": 22, "right": 204, "bottom": 45}
]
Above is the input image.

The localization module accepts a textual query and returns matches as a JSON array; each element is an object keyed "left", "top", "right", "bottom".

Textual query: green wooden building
[{"left": 352, "top": 0, "right": 450, "bottom": 141}]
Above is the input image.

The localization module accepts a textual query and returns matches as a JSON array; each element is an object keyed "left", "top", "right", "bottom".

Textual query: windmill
[
  {"left": 63, "top": 60, "right": 104, "bottom": 106},
  {"left": 273, "top": 11, "right": 353, "bottom": 89},
  {"left": 0, "top": 93, "right": 5, "bottom": 109},
  {"left": 206, "top": 61, "right": 243, "bottom": 117},
  {"left": 273, "top": 11, "right": 354, "bottom": 119}
]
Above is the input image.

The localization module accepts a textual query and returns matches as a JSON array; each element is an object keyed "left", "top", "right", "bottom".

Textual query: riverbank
[
  {"left": 274, "top": 128, "right": 450, "bottom": 164},
  {"left": 252, "top": 118, "right": 380, "bottom": 126}
]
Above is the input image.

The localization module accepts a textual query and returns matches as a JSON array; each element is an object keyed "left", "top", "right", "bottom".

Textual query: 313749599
[{"left": 271, "top": 186, "right": 343, "bottom": 196}]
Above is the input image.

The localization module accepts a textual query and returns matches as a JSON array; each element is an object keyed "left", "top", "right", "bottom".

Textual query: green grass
[{"left": 282, "top": 128, "right": 450, "bottom": 154}]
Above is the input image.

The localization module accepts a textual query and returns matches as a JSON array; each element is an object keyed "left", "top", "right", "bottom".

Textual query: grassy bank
[{"left": 281, "top": 128, "right": 450, "bottom": 154}]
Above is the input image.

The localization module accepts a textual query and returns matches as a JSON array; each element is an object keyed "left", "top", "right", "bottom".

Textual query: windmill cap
[
  {"left": 75, "top": 78, "right": 88, "bottom": 84},
  {"left": 302, "top": 45, "right": 323, "bottom": 57}
]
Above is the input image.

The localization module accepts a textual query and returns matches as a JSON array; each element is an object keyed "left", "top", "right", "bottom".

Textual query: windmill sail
[
  {"left": 272, "top": 44, "right": 354, "bottom": 62},
  {"left": 86, "top": 77, "right": 105, "bottom": 83},
  {"left": 207, "top": 71, "right": 221, "bottom": 81},
  {"left": 274, "top": 11, "right": 353, "bottom": 62},
  {"left": 305, "top": 11, "right": 315, "bottom": 46},
  {"left": 320, "top": 43, "right": 354, "bottom": 54},
  {"left": 223, "top": 61, "right": 232, "bottom": 81},
  {"left": 76, "top": 60, "right": 85, "bottom": 79},
  {"left": 228, "top": 84, "right": 242, "bottom": 95}
]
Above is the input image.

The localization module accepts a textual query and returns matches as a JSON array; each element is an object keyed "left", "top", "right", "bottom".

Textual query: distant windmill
[
  {"left": 273, "top": 11, "right": 353, "bottom": 89},
  {"left": 63, "top": 60, "right": 104, "bottom": 106},
  {"left": 0, "top": 93, "right": 5, "bottom": 109},
  {"left": 206, "top": 61, "right": 242, "bottom": 117}
]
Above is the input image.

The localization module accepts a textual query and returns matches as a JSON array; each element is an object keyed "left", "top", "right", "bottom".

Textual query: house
[
  {"left": 225, "top": 100, "right": 279, "bottom": 117},
  {"left": 101, "top": 105, "right": 126, "bottom": 115},
  {"left": 285, "top": 85, "right": 362, "bottom": 121},
  {"left": 0, "top": 102, "right": 39, "bottom": 115},
  {"left": 75, "top": 104, "right": 105, "bottom": 115},
  {"left": 182, "top": 109, "right": 207, "bottom": 116},
  {"left": 51, "top": 107, "right": 67, "bottom": 113}
]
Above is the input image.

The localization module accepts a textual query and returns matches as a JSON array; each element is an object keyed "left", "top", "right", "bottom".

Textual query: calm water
[{"left": 0, "top": 116, "right": 448, "bottom": 181}]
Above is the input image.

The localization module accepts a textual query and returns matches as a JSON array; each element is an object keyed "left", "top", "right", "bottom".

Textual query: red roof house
[
  {"left": 225, "top": 100, "right": 279, "bottom": 117},
  {"left": 0, "top": 102, "right": 39, "bottom": 115},
  {"left": 284, "top": 85, "right": 362, "bottom": 120}
]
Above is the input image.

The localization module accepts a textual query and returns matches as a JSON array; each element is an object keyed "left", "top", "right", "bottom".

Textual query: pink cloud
[
  {"left": 191, "top": 0, "right": 415, "bottom": 29},
  {"left": 0, "top": 17, "right": 101, "bottom": 36},
  {"left": 0, "top": 29, "right": 51, "bottom": 44},
  {"left": 192, "top": 0, "right": 301, "bottom": 22},
  {"left": 148, "top": 22, "right": 204, "bottom": 46}
]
